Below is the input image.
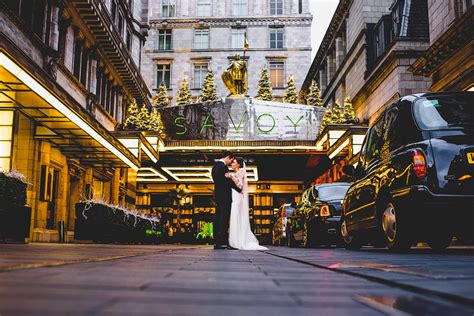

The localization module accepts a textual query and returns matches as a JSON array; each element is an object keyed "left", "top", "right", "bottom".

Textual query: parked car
[
  {"left": 287, "top": 183, "right": 351, "bottom": 247},
  {"left": 341, "top": 92, "right": 474, "bottom": 252},
  {"left": 273, "top": 203, "right": 296, "bottom": 246}
]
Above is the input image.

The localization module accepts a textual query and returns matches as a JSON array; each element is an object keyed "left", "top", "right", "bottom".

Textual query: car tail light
[
  {"left": 320, "top": 205, "right": 330, "bottom": 217},
  {"left": 412, "top": 149, "right": 427, "bottom": 179}
]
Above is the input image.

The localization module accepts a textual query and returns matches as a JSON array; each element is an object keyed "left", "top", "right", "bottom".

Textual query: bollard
[{"left": 58, "top": 220, "right": 65, "bottom": 243}]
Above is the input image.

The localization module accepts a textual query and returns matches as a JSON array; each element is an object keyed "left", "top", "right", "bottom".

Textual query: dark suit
[{"left": 211, "top": 161, "right": 242, "bottom": 246}]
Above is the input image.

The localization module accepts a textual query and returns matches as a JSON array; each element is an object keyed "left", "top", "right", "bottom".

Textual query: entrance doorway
[{"left": 46, "top": 169, "right": 59, "bottom": 229}]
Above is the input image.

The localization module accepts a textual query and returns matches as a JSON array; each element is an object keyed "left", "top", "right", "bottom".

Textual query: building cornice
[
  {"left": 149, "top": 15, "right": 312, "bottom": 27},
  {"left": 409, "top": 7, "right": 474, "bottom": 76},
  {"left": 69, "top": 0, "right": 151, "bottom": 106}
]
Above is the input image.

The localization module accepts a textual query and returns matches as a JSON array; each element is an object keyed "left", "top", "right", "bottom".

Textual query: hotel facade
[
  {"left": 141, "top": 0, "right": 313, "bottom": 102},
  {"left": 0, "top": 0, "right": 157, "bottom": 242}
]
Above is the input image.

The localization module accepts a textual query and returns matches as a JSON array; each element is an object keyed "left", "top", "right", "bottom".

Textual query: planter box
[
  {"left": 74, "top": 202, "right": 162, "bottom": 244},
  {"left": 0, "top": 206, "right": 32, "bottom": 243}
]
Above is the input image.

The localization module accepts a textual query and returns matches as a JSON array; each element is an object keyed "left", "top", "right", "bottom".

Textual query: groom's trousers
[{"left": 214, "top": 201, "right": 231, "bottom": 246}]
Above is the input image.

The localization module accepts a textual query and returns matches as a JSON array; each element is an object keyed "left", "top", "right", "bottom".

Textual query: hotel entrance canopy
[{"left": 0, "top": 52, "right": 140, "bottom": 170}]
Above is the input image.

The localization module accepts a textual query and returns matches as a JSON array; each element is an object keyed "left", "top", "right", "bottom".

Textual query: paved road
[{"left": 0, "top": 244, "right": 473, "bottom": 315}]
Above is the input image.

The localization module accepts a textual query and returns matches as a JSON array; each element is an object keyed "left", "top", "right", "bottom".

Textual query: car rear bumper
[
  {"left": 392, "top": 185, "right": 474, "bottom": 235},
  {"left": 309, "top": 216, "right": 342, "bottom": 242}
]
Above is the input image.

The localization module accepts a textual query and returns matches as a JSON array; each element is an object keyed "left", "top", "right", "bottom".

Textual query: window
[
  {"left": 111, "top": 0, "right": 117, "bottom": 23},
  {"left": 270, "top": 0, "right": 283, "bottom": 15},
  {"left": 126, "top": 29, "right": 132, "bottom": 51},
  {"left": 269, "top": 28, "right": 284, "bottom": 49},
  {"left": 162, "top": 0, "right": 176, "bottom": 17},
  {"left": 157, "top": 29, "right": 172, "bottom": 50},
  {"left": 231, "top": 28, "right": 246, "bottom": 49},
  {"left": 365, "top": 117, "right": 384, "bottom": 167},
  {"left": 269, "top": 61, "right": 285, "bottom": 88},
  {"left": 5, "top": 0, "right": 46, "bottom": 40},
  {"left": 73, "top": 39, "right": 89, "bottom": 86},
  {"left": 194, "top": 29, "right": 209, "bottom": 49},
  {"left": 299, "top": 0, "right": 303, "bottom": 13},
  {"left": 233, "top": 0, "right": 247, "bottom": 16},
  {"left": 157, "top": 64, "right": 171, "bottom": 88},
  {"left": 197, "top": 0, "right": 212, "bottom": 16},
  {"left": 118, "top": 14, "right": 124, "bottom": 36},
  {"left": 193, "top": 63, "right": 208, "bottom": 89}
]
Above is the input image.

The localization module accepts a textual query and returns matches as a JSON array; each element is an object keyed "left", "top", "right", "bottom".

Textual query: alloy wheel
[
  {"left": 341, "top": 219, "right": 352, "bottom": 244},
  {"left": 382, "top": 203, "right": 397, "bottom": 243}
]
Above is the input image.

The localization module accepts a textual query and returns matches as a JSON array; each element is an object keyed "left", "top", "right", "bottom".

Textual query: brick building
[
  {"left": 141, "top": 0, "right": 312, "bottom": 102},
  {"left": 410, "top": 0, "right": 473, "bottom": 91},
  {"left": 301, "top": 0, "right": 432, "bottom": 124},
  {"left": 0, "top": 0, "right": 154, "bottom": 242}
]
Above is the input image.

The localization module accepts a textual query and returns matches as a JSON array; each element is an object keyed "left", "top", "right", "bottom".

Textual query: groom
[{"left": 211, "top": 151, "right": 242, "bottom": 249}]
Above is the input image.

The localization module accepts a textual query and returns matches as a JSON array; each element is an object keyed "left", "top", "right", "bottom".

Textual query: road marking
[
  {"left": 262, "top": 250, "right": 474, "bottom": 308},
  {"left": 0, "top": 247, "right": 201, "bottom": 273}
]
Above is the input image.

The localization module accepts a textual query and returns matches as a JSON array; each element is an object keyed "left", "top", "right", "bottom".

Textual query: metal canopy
[{"left": 0, "top": 63, "right": 140, "bottom": 169}]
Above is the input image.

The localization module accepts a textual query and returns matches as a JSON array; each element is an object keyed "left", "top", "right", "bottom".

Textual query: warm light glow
[
  {"left": 329, "top": 139, "right": 350, "bottom": 159},
  {"left": 141, "top": 144, "right": 158, "bottom": 163},
  {"left": 328, "top": 130, "right": 346, "bottom": 146},
  {"left": 162, "top": 166, "right": 259, "bottom": 182},
  {"left": 137, "top": 167, "right": 168, "bottom": 182},
  {"left": 316, "top": 133, "right": 328, "bottom": 150},
  {"left": 0, "top": 110, "right": 13, "bottom": 171},
  {"left": 0, "top": 53, "right": 139, "bottom": 170},
  {"left": 160, "top": 145, "right": 320, "bottom": 152}
]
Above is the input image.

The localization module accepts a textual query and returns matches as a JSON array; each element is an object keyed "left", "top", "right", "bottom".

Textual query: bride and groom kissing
[{"left": 211, "top": 151, "right": 268, "bottom": 251}]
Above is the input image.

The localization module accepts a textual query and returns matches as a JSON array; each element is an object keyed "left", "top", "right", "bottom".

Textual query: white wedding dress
[{"left": 228, "top": 166, "right": 268, "bottom": 250}]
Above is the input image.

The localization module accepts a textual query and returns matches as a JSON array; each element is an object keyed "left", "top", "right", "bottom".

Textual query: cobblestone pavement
[{"left": 0, "top": 243, "right": 473, "bottom": 315}]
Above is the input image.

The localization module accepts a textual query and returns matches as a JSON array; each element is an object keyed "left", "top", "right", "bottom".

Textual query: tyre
[
  {"left": 341, "top": 217, "right": 362, "bottom": 250},
  {"left": 380, "top": 200, "right": 411, "bottom": 252}
]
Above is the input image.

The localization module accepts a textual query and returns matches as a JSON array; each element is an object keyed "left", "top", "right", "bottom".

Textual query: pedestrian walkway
[{"left": 0, "top": 244, "right": 473, "bottom": 315}]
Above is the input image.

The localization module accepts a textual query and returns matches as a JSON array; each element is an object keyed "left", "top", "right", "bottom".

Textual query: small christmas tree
[
  {"left": 307, "top": 81, "right": 323, "bottom": 106},
  {"left": 124, "top": 99, "right": 140, "bottom": 130},
  {"left": 153, "top": 83, "right": 170, "bottom": 107},
  {"left": 319, "top": 106, "right": 333, "bottom": 133},
  {"left": 255, "top": 65, "right": 273, "bottom": 101},
  {"left": 199, "top": 67, "right": 219, "bottom": 102},
  {"left": 283, "top": 75, "right": 298, "bottom": 104},
  {"left": 149, "top": 107, "right": 161, "bottom": 132},
  {"left": 331, "top": 99, "right": 344, "bottom": 124},
  {"left": 176, "top": 76, "right": 191, "bottom": 105},
  {"left": 137, "top": 103, "right": 151, "bottom": 130},
  {"left": 343, "top": 96, "right": 355, "bottom": 122}
]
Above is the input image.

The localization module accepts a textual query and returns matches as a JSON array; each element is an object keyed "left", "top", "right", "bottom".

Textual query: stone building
[
  {"left": 301, "top": 0, "right": 432, "bottom": 124},
  {"left": 0, "top": 0, "right": 154, "bottom": 242},
  {"left": 409, "top": 0, "right": 473, "bottom": 91},
  {"left": 141, "top": 0, "right": 312, "bottom": 102}
]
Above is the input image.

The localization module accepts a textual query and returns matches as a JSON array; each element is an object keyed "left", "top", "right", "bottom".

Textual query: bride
[{"left": 226, "top": 157, "right": 268, "bottom": 250}]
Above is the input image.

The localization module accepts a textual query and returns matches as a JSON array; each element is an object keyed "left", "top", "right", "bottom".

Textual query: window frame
[
  {"left": 157, "top": 29, "right": 173, "bottom": 51},
  {"left": 233, "top": 0, "right": 248, "bottom": 16},
  {"left": 193, "top": 63, "right": 209, "bottom": 89},
  {"left": 196, "top": 0, "right": 212, "bottom": 16},
  {"left": 156, "top": 63, "right": 172, "bottom": 89},
  {"left": 231, "top": 28, "right": 246, "bottom": 49},
  {"left": 268, "top": 61, "right": 285, "bottom": 88},
  {"left": 269, "top": 0, "right": 283, "bottom": 15},
  {"left": 269, "top": 28, "right": 284, "bottom": 49},
  {"left": 162, "top": 0, "right": 176, "bottom": 17},
  {"left": 193, "top": 28, "right": 210, "bottom": 49}
]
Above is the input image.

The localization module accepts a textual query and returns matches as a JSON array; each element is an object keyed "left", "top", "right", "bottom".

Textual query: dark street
[{"left": 1, "top": 244, "right": 473, "bottom": 315}]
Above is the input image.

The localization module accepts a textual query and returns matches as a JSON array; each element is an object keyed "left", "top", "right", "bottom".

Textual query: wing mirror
[
  {"left": 290, "top": 202, "right": 297, "bottom": 208},
  {"left": 342, "top": 165, "right": 355, "bottom": 177}
]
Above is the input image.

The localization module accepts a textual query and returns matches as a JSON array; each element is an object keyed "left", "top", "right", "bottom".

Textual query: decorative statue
[{"left": 222, "top": 54, "right": 248, "bottom": 97}]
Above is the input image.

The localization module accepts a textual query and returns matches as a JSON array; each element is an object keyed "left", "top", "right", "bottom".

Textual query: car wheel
[
  {"left": 287, "top": 226, "right": 297, "bottom": 248},
  {"left": 427, "top": 230, "right": 452, "bottom": 251},
  {"left": 380, "top": 201, "right": 411, "bottom": 252},
  {"left": 341, "top": 217, "right": 362, "bottom": 250}
]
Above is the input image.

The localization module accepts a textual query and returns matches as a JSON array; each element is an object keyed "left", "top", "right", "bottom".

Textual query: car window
[
  {"left": 413, "top": 94, "right": 474, "bottom": 129},
  {"left": 384, "top": 107, "right": 401, "bottom": 152},
  {"left": 318, "top": 185, "right": 350, "bottom": 200},
  {"left": 365, "top": 117, "right": 384, "bottom": 167}
]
